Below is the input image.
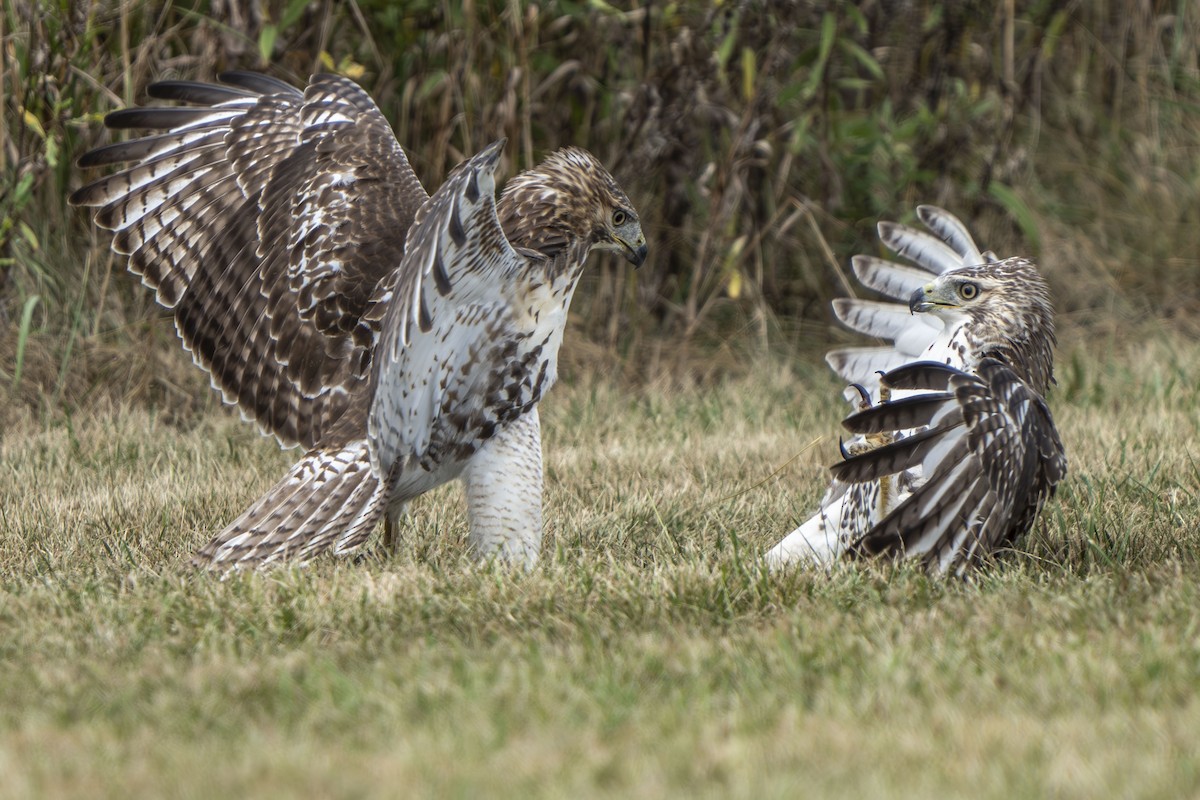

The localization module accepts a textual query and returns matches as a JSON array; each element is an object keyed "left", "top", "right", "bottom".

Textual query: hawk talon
[{"left": 849, "top": 382, "right": 872, "bottom": 410}]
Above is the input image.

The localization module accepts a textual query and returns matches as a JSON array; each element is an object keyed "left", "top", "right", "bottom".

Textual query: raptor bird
[
  {"left": 71, "top": 72, "right": 647, "bottom": 569},
  {"left": 765, "top": 206, "right": 1065, "bottom": 575}
]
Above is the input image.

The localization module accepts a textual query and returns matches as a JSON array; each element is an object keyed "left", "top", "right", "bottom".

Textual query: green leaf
[
  {"left": 777, "top": 79, "right": 806, "bottom": 107},
  {"left": 281, "top": 0, "right": 311, "bottom": 30},
  {"left": 845, "top": 5, "right": 868, "bottom": 35},
  {"left": 922, "top": 4, "right": 943, "bottom": 33},
  {"left": 1042, "top": 11, "right": 1069, "bottom": 60},
  {"left": 18, "top": 220, "right": 39, "bottom": 250},
  {"left": 741, "top": 47, "right": 756, "bottom": 102},
  {"left": 838, "top": 38, "right": 883, "bottom": 81},
  {"left": 417, "top": 71, "right": 446, "bottom": 101},
  {"left": 817, "top": 12, "right": 836, "bottom": 65},
  {"left": 22, "top": 109, "right": 46, "bottom": 139},
  {"left": 587, "top": 0, "right": 623, "bottom": 15},
  {"left": 13, "top": 171, "right": 34, "bottom": 208},
  {"left": 258, "top": 24, "right": 278, "bottom": 64},
  {"left": 835, "top": 77, "right": 874, "bottom": 92},
  {"left": 786, "top": 115, "right": 813, "bottom": 154},
  {"left": 801, "top": 13, "right": 837, "bottom": 101},
  {"left": 45, "top": 135, "right": 60, "bottom": 169},
  {"left": 989, "top": 183, "right": 1040, "bottom": 251},
  {"left": 12, "top": 294, "right": 41, "bottom": 390},
  {"left": 715, "top": 27, "right": 737, "bottom": 76}
]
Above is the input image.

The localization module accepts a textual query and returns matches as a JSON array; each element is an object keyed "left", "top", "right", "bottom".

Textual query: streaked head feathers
[
  {"left": 499, "top": 147, "right": 647, "bottom": 267},
  {"left": 908, "top": 256, "right": 1056, "bottom": 393}
]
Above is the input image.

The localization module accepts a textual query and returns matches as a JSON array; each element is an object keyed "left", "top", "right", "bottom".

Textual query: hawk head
[
  {"left": 498, "top": 147, "right": 647, "bottom": 269},
  {"left": 909, "top": 257, "right": 1056, "bottom": 393}
]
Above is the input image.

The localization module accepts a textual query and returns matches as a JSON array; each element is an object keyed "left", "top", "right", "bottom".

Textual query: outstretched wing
[
  {"left": 826, "top": 206, "right": 998, "bottom": 397},
  {"left": 368, "top": 139, "right": 541, "bottom": 477},
  {"left": 71, "top": 72, "right": 428, "bottom": 449},
  {"left": 832, "top": 360, "right": 1066, "bottom": 575}
]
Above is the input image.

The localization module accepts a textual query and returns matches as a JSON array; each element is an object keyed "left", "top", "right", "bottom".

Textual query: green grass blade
[{"left": 11, "top": 293, "right": 41, "bottom": 390}]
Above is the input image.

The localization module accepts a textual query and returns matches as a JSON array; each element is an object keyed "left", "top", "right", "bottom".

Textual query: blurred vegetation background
[{"left": 2, "top": 0, "right": 1198, "bottom": 420}]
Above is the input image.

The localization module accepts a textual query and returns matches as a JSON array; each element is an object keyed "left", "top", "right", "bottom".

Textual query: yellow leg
[
  {"left": 382, "top": 515, "right": 398, "bottom": 554},
  {"left": 876, "top": 383, "right": 894, "bottom": 516}
]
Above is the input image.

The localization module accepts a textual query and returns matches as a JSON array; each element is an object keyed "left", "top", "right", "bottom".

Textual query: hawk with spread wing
[
  {"left": 71, "top": 72, "right": 647, "bottom": 569},
  {"left": 765, "top": 207, "right": 1065, "bottom": 575}
]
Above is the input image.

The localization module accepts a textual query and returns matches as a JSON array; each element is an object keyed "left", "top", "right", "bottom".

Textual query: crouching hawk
[
  {"left": 71, "top": 72, "right": 647, "bottom": 569},
  {"left": 765, "top": 207, "right": 1065, "bottom": 575}
]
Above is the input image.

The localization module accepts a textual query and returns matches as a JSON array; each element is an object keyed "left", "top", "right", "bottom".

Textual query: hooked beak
[
  {"left": 624, "top": 239, "right": 652, "bottom": 271},
  {"left": 616, "top": 234, "right": 648, "bottom": 268},
  {"left": 909, "top": 285, "right": 934, "bottom": 314}
]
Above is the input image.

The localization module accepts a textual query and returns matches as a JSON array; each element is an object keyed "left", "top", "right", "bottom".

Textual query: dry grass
[
  {"left": 2, "top": 327, "right": 1199, "bottom": 798},
  {"left": 5, "top": 4, "right": 1199, "bottom": 794}
]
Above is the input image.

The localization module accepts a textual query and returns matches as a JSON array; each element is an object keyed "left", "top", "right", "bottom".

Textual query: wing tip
[
  {"left": 477, "top": 138, "right": 507, "bottom": 174},
  {"left": 876, "top": 219, "right": 900, "bottom": 242},
  {"left": 830, "top": 297, "right": 854, "bottom": 320},
  {"left": 915, "top": 204, "right": 947, "bottom": 224}
]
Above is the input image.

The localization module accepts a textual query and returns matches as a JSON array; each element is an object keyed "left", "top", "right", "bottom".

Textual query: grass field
[{"left": 2, "top": 327, "right": 1200, "bottom": 798}]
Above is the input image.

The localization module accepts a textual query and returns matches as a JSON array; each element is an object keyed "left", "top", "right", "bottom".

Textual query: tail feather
[
  {"left": 77, "top": 129, "right": 225, "bottom": 169},
  {"left": 192, "top": 439, "right": 387, "bottom": 570},
  {"left": 217, "top": 70, "right": 302, "bottom": 96},
  {"left": 840, "top": 391, "right": 955, "bottom": 435}
]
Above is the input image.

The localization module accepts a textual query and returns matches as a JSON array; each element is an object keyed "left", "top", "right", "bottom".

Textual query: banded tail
[{"left": 193, "top": 439, "right": 387, "bottom": 569}]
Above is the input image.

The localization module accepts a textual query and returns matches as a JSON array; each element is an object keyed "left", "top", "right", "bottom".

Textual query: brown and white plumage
[
  {"left": 72, "top": 73, "right": 425, "bottom": 449},
  {"left": 766, "top": 206, "right": 1065, "bottom": 575},
  {"left": 72, "top": 72, "right": 647, "bottom": 569}
]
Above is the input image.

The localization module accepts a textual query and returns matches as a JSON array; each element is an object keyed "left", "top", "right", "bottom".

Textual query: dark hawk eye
[
  {"left": 959, "top": 282, "right": 980, "bottom": 300},
  {"left": 611, "top": 209, "right": 627, "bottom": 226}
]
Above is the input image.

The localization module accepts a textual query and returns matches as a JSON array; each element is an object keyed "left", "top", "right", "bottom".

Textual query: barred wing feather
[
  {"left": 71, "top": 72, "right": 428, "bottom": 449},
  {"left": 838, "top": 360, "right": 1065, "bottom": 574},
  {"left": 369, "top": 140, "right": 535, "bottom": 476},
  {"left": 767, "top": 206, "right": 1062, "bottom": 575},
  {"left": 826, "top": 205, "right": 996, "bottom": 395}
]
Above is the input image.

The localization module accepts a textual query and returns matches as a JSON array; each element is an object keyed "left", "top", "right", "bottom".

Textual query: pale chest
[
  {"left": 416, "top": 280, "right": 575, "bottom": 468},
  {"left": 925, "top": 322, "right": 975, "bottom": 372}
]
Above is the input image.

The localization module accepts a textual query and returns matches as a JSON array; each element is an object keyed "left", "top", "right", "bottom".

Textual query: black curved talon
[
  {"left": 839, "top": 436, "right": 851, "bottom": 460},
  {"left": 849, "top": 383, "right": 872, "bottom": 407}
]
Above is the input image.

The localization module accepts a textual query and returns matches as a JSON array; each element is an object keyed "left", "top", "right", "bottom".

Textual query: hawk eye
[
  {"left": 611, "top": 209, "right": 627, "bottom": 226},
  {"left": 959, "top": 282, "right": 980, "bottom": 300}
]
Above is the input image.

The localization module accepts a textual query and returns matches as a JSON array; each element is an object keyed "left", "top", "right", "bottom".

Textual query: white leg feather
[{"left": 461, "top": 408, "right": 544, "bottom": 568}]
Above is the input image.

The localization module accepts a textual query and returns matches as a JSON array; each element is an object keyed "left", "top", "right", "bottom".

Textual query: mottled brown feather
[
  {"left": 75, "top": 74, "right": 645, "bottom": 569},
  {"left": 768, "top": 209, "right": 1064, "bottom": 576},
  {"left": 72, "top": 73, "right": 429, "bottom": 449}
]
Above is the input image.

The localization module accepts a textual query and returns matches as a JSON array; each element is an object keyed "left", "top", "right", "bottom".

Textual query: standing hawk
[
  {"left": 71, "top": 72, "right": 647, "bottom": 569},
  {"left": 765, "top": 207, "right": 1065, "bottom": 575}
]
